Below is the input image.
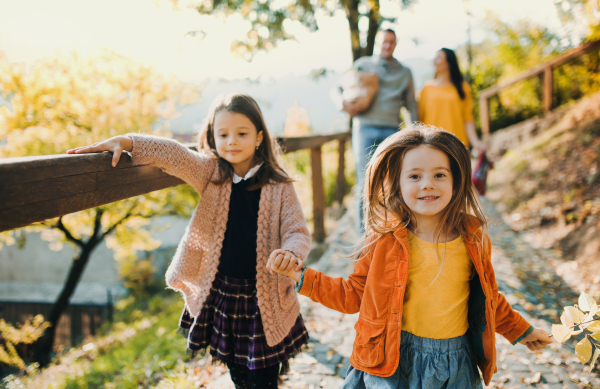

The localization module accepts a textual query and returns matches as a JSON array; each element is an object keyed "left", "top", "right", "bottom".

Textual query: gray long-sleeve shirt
[{"left": 332, "top": 56, "right": 418, "bottom": 128}]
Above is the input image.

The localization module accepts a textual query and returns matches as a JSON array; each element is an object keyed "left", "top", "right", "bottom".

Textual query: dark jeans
[
  {"left": 227, "top": 361, "right": 280, "bottom": 389},
  {"left": 353, "top": 125, "right": 398, "bottom": 235}
]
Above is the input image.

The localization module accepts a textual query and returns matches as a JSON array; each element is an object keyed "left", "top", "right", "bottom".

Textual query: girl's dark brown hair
[
  {"left": 354, "top": 124, "right": 489, "bottom": 259},
  {"left": 197, "top": 93, "right": 293, "bottom": 189}
]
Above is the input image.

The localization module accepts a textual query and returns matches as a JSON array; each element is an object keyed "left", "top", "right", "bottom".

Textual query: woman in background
[{"left": 419, "top": 48, "right": 485, "bottom": 152}]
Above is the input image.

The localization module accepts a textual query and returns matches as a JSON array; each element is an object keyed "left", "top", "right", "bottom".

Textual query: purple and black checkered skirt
[{"left": 178, "top": 272, "right": 309, "bottom": 370}]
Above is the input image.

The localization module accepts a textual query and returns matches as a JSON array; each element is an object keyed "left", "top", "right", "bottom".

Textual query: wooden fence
[
  {"left": 0, "top": 300, "right": 110, "bottom": 350},
  {"left": 478, "top": 39, "right": 600, "bottom": 135},
  {"left": 0, "top": 131, "right": 352, "bottom": 243}
]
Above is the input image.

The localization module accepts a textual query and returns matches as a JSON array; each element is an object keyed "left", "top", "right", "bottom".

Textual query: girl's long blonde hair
[{"left": 353, "top": 124, "right": 489, "bottom": 259}]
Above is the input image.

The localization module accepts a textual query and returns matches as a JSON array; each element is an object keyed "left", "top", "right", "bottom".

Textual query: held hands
[
  {"left": 266, "top": 249, "right": 303, "bottom": 283},
  {"left": 67, "top": 135, "right": 133, "bottom": 167},
  {"left": 518, "top": 328, "right": 553, "bottom": 351}
]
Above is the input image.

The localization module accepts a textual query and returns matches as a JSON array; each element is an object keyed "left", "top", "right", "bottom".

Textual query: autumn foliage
[{"left": 552, "top": 292, "right": 600, "bottom": 371}]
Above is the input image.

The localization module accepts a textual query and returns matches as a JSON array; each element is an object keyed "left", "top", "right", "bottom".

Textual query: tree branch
[
  {"left": 54, "top": 217, "right": 84, "bottom": 248},
  {"left": 100, "top": 206, "right": 136, "bottom": 240},
  {"left": 91, "top": 208, "right": 104, "bottom": 241}
]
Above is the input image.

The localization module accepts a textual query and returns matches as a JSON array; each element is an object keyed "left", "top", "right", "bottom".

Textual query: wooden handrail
[
  {"left": 479, "top": 39, "right": 600, "bottom": 135},
  {"left": 0, "top": 132, "right": 351, "bottom": 242}
]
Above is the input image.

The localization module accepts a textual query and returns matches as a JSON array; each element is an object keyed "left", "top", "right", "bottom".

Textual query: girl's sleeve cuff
[
  {"left": 295, "top": 267, "right": 308, "bottom": 293},
  {"left": 512, "top": 325, "right": 534, "bottom": 345}
]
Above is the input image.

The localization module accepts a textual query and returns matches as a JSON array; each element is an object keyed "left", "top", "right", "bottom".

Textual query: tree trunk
[
  {"left": 342, "top": 0, "right": 381, "bottom": 62},
  {"left": 30, "top": 212, "right": 103, "bottom": 366},
  {"left": 30, "top": 243, "right": 96, "bottom": 366},
  {"left": 342, "top": 0, "right": 362, "bottom": 62},
  {"left": 363, "top": 1, "right": 381, "bottom": 58}
]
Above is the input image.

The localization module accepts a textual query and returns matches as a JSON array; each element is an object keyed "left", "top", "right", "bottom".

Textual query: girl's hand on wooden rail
[{"left": 67, "top": 136, "right": 133, "bottom": 167}]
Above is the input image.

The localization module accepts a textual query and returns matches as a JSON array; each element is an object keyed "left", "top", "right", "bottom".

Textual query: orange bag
[{"left": 340, "top": 69, "right": 379, "bottom": 114}]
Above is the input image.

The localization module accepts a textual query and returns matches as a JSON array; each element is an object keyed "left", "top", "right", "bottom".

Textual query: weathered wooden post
[
  {"left": 310, "top": 146, "right": 326, "bottom": 243},
  {"left": 543, "top": 66, "right": 553, "bottom": 112},
  {"left": 336, "top": 138, "right": 346, "bottom": 206}
]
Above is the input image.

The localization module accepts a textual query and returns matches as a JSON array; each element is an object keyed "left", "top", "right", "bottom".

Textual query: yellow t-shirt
[
  {"left": 401, "top": 231, "right": 474, "bottom": 339},
  {"left": 418, "top": 81, "right": 474, "bottom": 147}
]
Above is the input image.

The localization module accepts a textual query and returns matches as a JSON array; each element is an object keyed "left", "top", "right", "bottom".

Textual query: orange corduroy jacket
[{"left": 298, "top": 216, "right": 531, "bottom": 385}]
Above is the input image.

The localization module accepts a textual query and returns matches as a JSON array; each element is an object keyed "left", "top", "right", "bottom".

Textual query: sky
[
  {"left": 0, "top": 0, "right": 565, "bottom": 84},
  {"left": 0, "top": 0, "right": 567, "bottom": 134}
]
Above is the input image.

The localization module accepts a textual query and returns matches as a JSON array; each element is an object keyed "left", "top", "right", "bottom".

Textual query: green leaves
[{"left": 553, "top": 292, "right": 600, "bottom": 371}]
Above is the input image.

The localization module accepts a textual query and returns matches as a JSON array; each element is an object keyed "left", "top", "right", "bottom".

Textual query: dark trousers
[{"left": 227, "top": 361, "right": 280, "bottom": 389}]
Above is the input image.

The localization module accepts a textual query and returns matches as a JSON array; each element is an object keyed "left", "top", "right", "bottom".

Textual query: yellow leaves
[
  {"left": 588, "top": 321, "right": 600, "bottom": 333},
  {"left": 565, "top": 306, "right": 587, "bottom": 324},
  {"left": 552, "top": 324, "right": 572, "bottom": 343},
  {"left": 561, "top": 310, "right": 574, "bottom": 329},
  {"left": 40, "top": 229, "right": 65, "bottom": 251},
  {"left": 0, "top": 315, "right": 50, "bottom": 371},
  {"left": 579, "top": 292, "right": 599, "bottom": 314},
  {"left": 0, "top": 49, "right": 201, "bottom": 158},
  {"left": 554, "top": 292, "right": 600, "bottom": 371},
  {"left": 0, "top": 339, "right": 25, "bottom": 370},
  {"left": 576, "top": 338, "right": 593, "bottom": 364},
  {"left": 0, "top": 315, "right": 50, "bottom": 344}
]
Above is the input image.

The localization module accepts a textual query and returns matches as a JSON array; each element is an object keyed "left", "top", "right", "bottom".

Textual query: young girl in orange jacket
[{"left": 268, "top": 125, "right": 552, "bottom": 388}]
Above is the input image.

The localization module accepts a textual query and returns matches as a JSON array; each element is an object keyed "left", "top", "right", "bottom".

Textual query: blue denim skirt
[{"left": 341, "top": 331, "right": 484, "bottom": 389}]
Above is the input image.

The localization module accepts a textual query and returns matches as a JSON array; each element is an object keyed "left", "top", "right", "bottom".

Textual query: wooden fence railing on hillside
[
  {"left": 0, "top": 132, "right": 351, "bottom": 243},
  {"left": 478, "top": 39, "right": 600, "bottom": 135}
]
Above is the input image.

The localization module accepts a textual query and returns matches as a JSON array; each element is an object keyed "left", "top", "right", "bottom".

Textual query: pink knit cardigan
[{"left": 129, "top": 134, "right": 312, "bottom": 346}]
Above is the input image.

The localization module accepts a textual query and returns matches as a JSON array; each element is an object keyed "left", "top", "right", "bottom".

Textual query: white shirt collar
[{"left": 233, "top": 163, "right": 263, "bottom": 184}]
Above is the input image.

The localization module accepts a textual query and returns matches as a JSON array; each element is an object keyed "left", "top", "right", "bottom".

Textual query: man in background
[{"left": 332, "top": 28, "right": 418, "bottom": 234}]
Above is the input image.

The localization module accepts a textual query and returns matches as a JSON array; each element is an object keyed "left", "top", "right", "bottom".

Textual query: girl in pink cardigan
[{"left": 68, "top": 93, "right": 312, "bottom": 388}]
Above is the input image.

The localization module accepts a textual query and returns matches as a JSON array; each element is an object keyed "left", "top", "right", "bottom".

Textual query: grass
[
  {"left": 61, "top": 294, "right": 187, "bottom": 389},
  {"left": 4, "top": 292, "right": 194, "bottom": 389}
]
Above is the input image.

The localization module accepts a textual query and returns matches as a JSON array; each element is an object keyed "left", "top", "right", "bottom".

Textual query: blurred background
[{"left": 1, "top": 0, "right": 600, "bottom": 387}]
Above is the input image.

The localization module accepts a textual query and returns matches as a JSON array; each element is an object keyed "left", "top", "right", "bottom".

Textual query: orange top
[
  {"left": 418, "top": 81, "right": 474, "bottom": 147},
  {"left": 298, "top": 216, "right": 531, "bottom": 385}
]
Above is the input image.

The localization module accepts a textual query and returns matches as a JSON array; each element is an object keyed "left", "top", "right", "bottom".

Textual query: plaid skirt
[{"left": 179, "top": 272, "right": 309, "bottom": 370}]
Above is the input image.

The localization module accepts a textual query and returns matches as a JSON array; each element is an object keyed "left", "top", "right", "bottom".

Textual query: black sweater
[{"left": 217, "top": 179, "right": 262, "bottom": 279}]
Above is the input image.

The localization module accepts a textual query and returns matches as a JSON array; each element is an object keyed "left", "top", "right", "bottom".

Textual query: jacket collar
[{"left": 392, "top": 214, "right": 484, "bottom": 245}]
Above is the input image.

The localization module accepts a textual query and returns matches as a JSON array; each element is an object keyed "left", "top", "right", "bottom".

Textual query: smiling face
[
  {"left": 400, "top": 144, "right": 454, "bottom": 224},
  {"left": 213, "top": 110, "right": 263, "bottom": 175}
]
